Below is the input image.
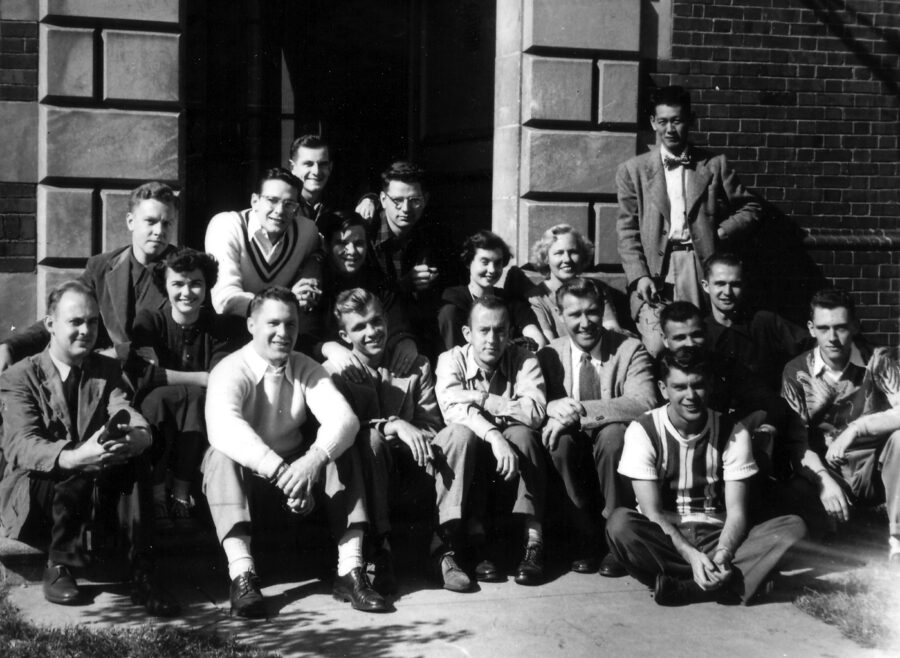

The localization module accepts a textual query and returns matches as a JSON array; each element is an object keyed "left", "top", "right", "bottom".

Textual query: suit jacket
[
  {"left": 537, "top": 332, "right": 658, "bottom": 430},
  {"left": 0, "top": 349, "right": 147, "bottom": 538},
  {"left": 616, "top": 146, "right": 761, "bottom": 318},
  {"left": 324, "top": 353, "right": 443, "bottom": 437},
  {"left": 2, "top": 246, "right": 174, "bottom": 361}
]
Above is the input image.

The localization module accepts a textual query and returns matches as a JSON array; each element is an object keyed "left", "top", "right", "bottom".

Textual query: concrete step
[{"left": 0, "top": 536, "right": 45, "bottom": 585}]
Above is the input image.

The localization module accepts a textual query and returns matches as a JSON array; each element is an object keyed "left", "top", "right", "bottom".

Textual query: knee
[
  {"left": 504, "top": 425, "right": 541, "bottom": 453},
  {"left": 605, "top": 507, "right": 637, "bottom": 542},
  {"left": 549, "top": 433, "right": 577, "bottom": 467},
  {"left": 594, "top": 424, "right": 626, "bottom": 457}
]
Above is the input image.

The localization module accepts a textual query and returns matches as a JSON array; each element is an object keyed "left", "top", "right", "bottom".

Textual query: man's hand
[
  {"left": 825, "top": 425, "right": 858, "bottom": 468},
  {"left": 387, "top": 418, "right": 434, "bottom": 467},
  {"left": 322, "top": 342, "right": 366, "bottom": 383},
  {"left": 818, "top": 471, "right": 851, "bottom": 522},
  {"left": 541, "top": 418, "right": 566, "bottom": 451},
  {"left": 711, "top": 547, "right": 734, "bottom": 584},
  {"left": 635, "top": 277, "right": 660, "bottom": 305},
  {"left": 291, "top": 278, "right": 322, "bottom": 312},
  {"left": 275, "top": 449, "right": 328, "bottom": 502},
  {"left": 389, "top": 338, "right": 418, "bottom": 376},
  {"left": 486, "top": 429, "right": 518, "bottom": 481},
  {"left": 406, "top": 264, "right": 439, "bottom": 292},
  {"left": 687, "top": 549, "right": 724, "bottom": 591},
  {"left": 355, "top": 197, "right": 377, "bottom": 220},
  {"left": 57, "top": 425, "right": 148, "bottom": 473},
  {"left": 547, "top": 398, "right": 584, "bottom": 427},
  {"left": 103, "top": 426, "right": 152, "bottom": 463},
  {"left": 0, "top": 344, "right": 12, "bottom": 373}
]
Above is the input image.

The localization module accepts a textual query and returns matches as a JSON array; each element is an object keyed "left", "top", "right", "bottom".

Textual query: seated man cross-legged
[
  {"left": 435, "top": 296, "right": 548, "bottom": 586},
  {"left": 203, "top": 286, "right": 388, "bottom": 618},
  {"left": 607, "top": 346, "right": 807, "bottom": 606}
]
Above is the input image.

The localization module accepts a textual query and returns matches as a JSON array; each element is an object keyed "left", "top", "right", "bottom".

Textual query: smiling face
[
  {"left": 251, "top": 179, "right": 300, "bottom": 241},
  {"left": 380, "top": 180, "right": 427, "bottom": 235},
  {"left": 662, "top": 316, "right": 707, "bottom": 351},
  {"left": 338, "top": 302, "right": 388, "bottom": 362},
  {"left": 468, "top": 248, "right": 504, "bottom": 292},
  {"left": 165, "top": 267, "right": 206, "bottom": 320},
  {"left": 559, "top": 292, "right": 603, "bottom": 353},
  {"left": 290, "top": 146, "right": 332, "bottom": 201},
  {"left": 462, "top": 305, "right": 510, "bottom": 370},
  {"left": 247, "top": 299, "right": 298, "bottom": 366},
  {"left": 46, "top": 290, "right": 99, "bottom": 366},
  {"left": 808, "top": 306, "right": 857, "bottom": 371},
  {"left": 330, "top": 225, "right": 368, "bottom": 276},
  {"left": 547, "top": 232, "right": 584, "bottom": 283},
  {"left": 660, "top": 367, "right": 709, "bottom": 431},
  {"left": 650, "top": 103, "right": 691, "bottom": 155},
  {"left": 128, "top": 199, "right": 175, "bottom": 264},
  {"left": 702, "top": 263, "right": 744, "bottom": 316}
]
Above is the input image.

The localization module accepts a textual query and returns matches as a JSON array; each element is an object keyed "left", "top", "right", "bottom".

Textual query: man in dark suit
[
  {"left": 0, "top": 281, "right": 178, "bottom": 615},
  {"left": 537, "top": 278, "right": 657, "bottom": 577},
  {"left": 0, "top": 181, "right": 178, "bottom": 369},
  {"left": 616, "top": 85, "right": 761, "bottom": 356}
]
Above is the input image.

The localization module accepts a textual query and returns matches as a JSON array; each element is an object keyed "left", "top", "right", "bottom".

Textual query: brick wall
[
  {"left": 0, "top": 19, "right": 37, "bottom": 101},
  {"left": 652, "top": 0, "right": 900, "bottom": 345}
]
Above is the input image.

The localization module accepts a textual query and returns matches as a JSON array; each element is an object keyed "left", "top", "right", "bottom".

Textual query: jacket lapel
[
  {"left": 37, "top": 350, "right": 76, "bottom": 441},
  {"left": 559, "top": 338, "right": 573, "bottom": 395},
  {"left": 77, "top": 357, "right": 105, "bottom": 442},
  {"left": 104, "top": 248, "right": 132, "bottom": 343},
  {"left": 685, "top": 155, "right": 713, "bottom": 221},
  {"left": 645, "top": 149, "right": 671, "bottom": 234}
]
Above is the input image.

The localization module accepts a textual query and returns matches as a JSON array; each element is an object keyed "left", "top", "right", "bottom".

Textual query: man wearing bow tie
[{"left": 616, "top": 86, "right": 761, "bottom": 357}]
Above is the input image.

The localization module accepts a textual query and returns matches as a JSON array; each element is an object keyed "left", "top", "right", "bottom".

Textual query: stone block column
[
  {"left": 32, "top": 0, "right": 182, "bottom": 316},
  {"left": 492, "top": 0, "right": 641, "bottom": 277}
]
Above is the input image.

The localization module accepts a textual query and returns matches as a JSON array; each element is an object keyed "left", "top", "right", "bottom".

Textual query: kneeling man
[
  {"left": 203, "top": 286, "right": 387, "bottom": 617},
  {"left": 0, "top": 281, "right": 177, "bottom": 615},
  {"left": 606, "top": 347, "right": 806, "bottom": 605}
]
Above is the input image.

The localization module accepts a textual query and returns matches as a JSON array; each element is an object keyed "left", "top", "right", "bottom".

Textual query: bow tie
[{"left": 663, "top": 153, "right": 691, "bottom": 170}]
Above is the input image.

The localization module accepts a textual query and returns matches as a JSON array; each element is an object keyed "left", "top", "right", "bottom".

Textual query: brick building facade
[{"left": 0, "top": 0, "right": 897, "bottom": 344}]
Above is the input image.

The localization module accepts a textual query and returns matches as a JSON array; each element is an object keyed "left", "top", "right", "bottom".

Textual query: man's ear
[
  {"left": 250, "top": 193, "right": 260, "bottom": 210},
  {"left": 44, "top": 315, "right": 53, "bottom": 333},
  {"left": 657, "top": 379, "right": 669, "bottom": 401},
  {"left": 338, "top": 328, "right": 350, "bottom": 346},
  {"left": 246, "top": 315, "right": 255, "bottom": 336},
  {"left": 126, "top": 212, "right": 134, "bottom": 232},
  {"left": 807, "top": 320, "right": 815, "bottom": 339},
  {"left": 288, "top": 160, "right": 295, "bottom": 171},
  {"left": 462, "top": 324, "right": 472, "bottom": 345},
  {"left": 700, "top": 279, "right": 710, "bottom": 295}
]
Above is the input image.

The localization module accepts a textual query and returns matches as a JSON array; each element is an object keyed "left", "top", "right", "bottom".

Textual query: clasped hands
[
  {"left": 541, "top": 398, "right": 586, "bottom": 450},
  {"left": 58, "top": 422, "right": 151, "bottom": 473},
  {"left": 688, "top": 546, "right": 733, "bottom": 591},
  {"left": 272, "top": 449, "right": 328, "bottom": 516}
]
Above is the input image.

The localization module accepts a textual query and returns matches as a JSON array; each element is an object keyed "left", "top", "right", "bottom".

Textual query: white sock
[
  {"left": 337, "top": 529, "right": 364, "bottom": 576},
  {"left": 889, "top": 536, "right": 900, "bottom": 554},
  {"left": 223, "top": 535, "right": 255, "bottom": 580},
  {"left": 524, "top": 519, "right": 543, "bottom": 547}
]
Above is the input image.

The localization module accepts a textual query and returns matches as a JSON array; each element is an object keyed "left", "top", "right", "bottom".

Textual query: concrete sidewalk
[{"left": 3, "top": 531, "right": 896, "bottom": 658}]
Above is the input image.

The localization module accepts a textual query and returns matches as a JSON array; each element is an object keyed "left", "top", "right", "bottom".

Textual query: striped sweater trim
[{"left": 239, "top": 210, "right": 298, "bottom": 284}]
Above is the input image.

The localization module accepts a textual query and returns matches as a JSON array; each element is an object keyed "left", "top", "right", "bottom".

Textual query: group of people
[{"left": 0, "top": 86, "right": 897, "bottom": 622}]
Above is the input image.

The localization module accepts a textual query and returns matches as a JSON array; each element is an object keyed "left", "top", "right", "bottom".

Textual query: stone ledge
[
  {"left": 0, "top": 536, "right": 45, "bottom": 585},
  {"left": 524, "top": 0, "right": 640, "bottom": 52},
  {"left": 802, "top": 228, "right": 900, "bottom": 250},
  {"left": 41, "top": 0, "right": 179, "bottom": 23}
]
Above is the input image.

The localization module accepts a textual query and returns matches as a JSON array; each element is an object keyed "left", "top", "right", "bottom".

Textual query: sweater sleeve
[{"left": 206, "top": 211, "right": 255, "bottom": 316}]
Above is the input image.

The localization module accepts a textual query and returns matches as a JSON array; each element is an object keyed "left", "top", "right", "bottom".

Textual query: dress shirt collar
[
  {"left": 660, "top": 144, "right": 691, "bottom": 165},
  {"left": 247, "top": 208, "right": 287, "bottom": 249},
  {"left": 48, "top": 351, "right": 75, "bottom": 383},
  {"left": 462, "top": 344, "right": 509, "bottom": 382},
  {"left": 812, "top": 343, "right": 865, "bottom": 378},
  {"left": 569, "top": 334, "right": 604, "bottom": 363},
  {"left": 244, "top": 343, "right": 294, "bottom": 384}
]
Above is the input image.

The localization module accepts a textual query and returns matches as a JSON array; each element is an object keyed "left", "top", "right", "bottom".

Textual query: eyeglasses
[
  {"left": 259, "top": 195, "right": 300, "bottom": 214},
  {"left": 384, "top": 194, "right": 426, "bottom": 210}
]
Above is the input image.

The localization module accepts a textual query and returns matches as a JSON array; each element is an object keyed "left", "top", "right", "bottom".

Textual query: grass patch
[
  {"left": 0, "top": 585, "right": 279, "bottom": 658},
  {"left": 794, "top": 568, "right": 900, "bottom": 650}
]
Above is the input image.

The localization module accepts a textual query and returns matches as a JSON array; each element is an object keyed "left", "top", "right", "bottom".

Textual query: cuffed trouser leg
[
  {"left": 591, "top": 423, "right": 633, "bottom": 518},
  {"left": 430, "top": 424, "right": 482, "bottom": 527},
  {"left": 729, "top": 514, "right": 807, "bottom": 602}
]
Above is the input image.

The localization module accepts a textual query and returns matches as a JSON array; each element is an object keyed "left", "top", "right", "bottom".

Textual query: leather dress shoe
[
  {"left": 472, "top": 545, "right": 502, "bottom": 582},
  {"left": 653, "top": 574, "right": 705, "bottom": 606},
  {"left": 131, "top": 561, "right": 181, "bottom": 617},
  {"left": 370, "top": 545, "right": 398, "bottom": 596},
  {"left": 514, "top": 543, "right": 545, "bottom": 586},
  {"left": 598, "top": 552, "right": 627, "bottom": 578},
  {"left": 333, "top": 567, "right": 390, "bottom": 612},
  {"left": 229, "top": 571, "right": 267, "bottom": 618},
  {"left": 571, "top": 555, "right": 599, "bottom": 574},
  {"left": 435, "top": 551, "right": 472, "bottom": 592},
  {"left": 43, "top": 564, "right": 80, "bottom": 605}
]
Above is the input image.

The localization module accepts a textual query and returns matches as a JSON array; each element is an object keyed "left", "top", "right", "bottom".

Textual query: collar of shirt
[
  {"left": 244, "top": 343, "right": 294, "bottom": 385},
  {"left": 129, "top": 248, "right": 151, "bottom": 280},
  {"left": 247, "top": 208, "right": 287, "bottom": 253},
  {"left": 812, "top": 343, "right": 865, "bottom": 378},
  {"left": 662, "top": 405, "right": 712, "bottom": 446},
  {"left": 569, "top": 335, "right": 604, "bottom": 365},
  {"left": 462, "top": 344, "right": 509, "bottom": 383},
  {"left": 660, "top": 144, "right": 690, "bottom": 166},
  {"left": 48, "top": 351, "right": 74, "bottom": 383}
]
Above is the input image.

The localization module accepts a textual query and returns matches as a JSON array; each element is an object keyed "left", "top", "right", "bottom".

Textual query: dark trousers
[
  {"left": 605, "top": 508, "right": 807, "bottom": 603},
  {"left": 476, "top": 424, "right": 546, "bottom": 521},
  {"left": 19, "top": 456, "right": 153, "bottom": 568},
  {"left": 546, "top": 430, "right": 599, "bottom": 539},
  {"left": 590, "top": 423, "right": 635, "bottom": 518},
  {"left": 140, "top": 384, "right": 207, "bottom": 483}
]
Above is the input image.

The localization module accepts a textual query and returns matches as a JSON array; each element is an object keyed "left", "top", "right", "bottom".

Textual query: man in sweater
[
  {"left": 202, "top": 286, "right": 387, "bottom": 617},
  {"left": 205, "top": 168, "right": 323, "bottom": 318}
]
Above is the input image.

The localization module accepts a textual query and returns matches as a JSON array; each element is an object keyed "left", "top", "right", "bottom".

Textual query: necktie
[
  {"left": 64, "top": 366, "right": 81, "bottom": 429},
  {"left": 578, "top": 352, "right": 600, "bottom": 402}
]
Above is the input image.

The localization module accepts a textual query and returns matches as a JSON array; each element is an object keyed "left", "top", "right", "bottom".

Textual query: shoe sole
[
  {"left": 332, "top": 590, "right": 390, "bottom": 613},
  {"left": 43, "top": 593, "right": 81, "bottom": 605}
]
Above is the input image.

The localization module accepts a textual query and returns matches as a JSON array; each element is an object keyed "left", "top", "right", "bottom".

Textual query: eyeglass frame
[{"left": 257, "top": 195, "right": 301, "bottom": 214}]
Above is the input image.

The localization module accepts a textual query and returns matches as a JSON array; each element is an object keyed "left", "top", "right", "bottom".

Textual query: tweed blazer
[
  {"left": 616, "top": 146, "right": 761, "bottom": 318},
  {"left": 537, "top": 332, "right": 658, "bottom": 430},
  {"left": 0, "top": 349, "right": 147, "bottom": 538}
]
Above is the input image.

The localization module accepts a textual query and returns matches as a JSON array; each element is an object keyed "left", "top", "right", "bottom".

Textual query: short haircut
[
  {"left": 468, "top": 294, "right": 510, "bottom": 326},
  {"left": 658, "top": 346, "right": 712, "bottom": 382},
  {"left": 649, "top": 85, "right": 692, "bottom": 117},
  {"left": 257, "top": 167, "right": 301, "bottom": 194},
  {"left": 46, "top": 280, "right": 96, "bottom": 317},
  {"left": 461, "top": 230, "right": 511, "bottom": 267},
  {"left": 289, "top": 134, "right": 330, "bottom": 161},
  {"left": 151, "top": 248, "right": 219, "bottom": 297},
  {"left": 333, "top": 287, "right": 383, "bottom": 324},
  {"left": 530, "top": 223, "right": 594, "bottom": 276},
  {"left": 555, "top": 276, "right": 605, "bottom": 310},
  {"left": 320, "top": 210, "right": 368, "bottom": 246},
  {"left": 703, "top": 252, "right": 744, "bottom": 279},
  {"left": 248, "top": 286, "right": 300, "bottom": 318},
  {"left": 659, "top": 301, "right": 703, "bottom": 333},
  {"left": 129, "top": 181, "right": 177, "bottom": 213},
  {"left": 809, "top": 287, "right": 856, "bottom": 321},
  {"left": 380, "top": 161, "right": 426, "bottom": 192}
]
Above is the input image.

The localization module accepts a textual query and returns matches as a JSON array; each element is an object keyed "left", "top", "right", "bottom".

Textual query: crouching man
[
  {"left": 0, "top": 281, "right": 178, "bottom": 615},
  {"left": 606, "top": 347, "right": 806, "bottom": 605},
  {"left": 203, "top": 286, "right": 388, "bottom": 618}
]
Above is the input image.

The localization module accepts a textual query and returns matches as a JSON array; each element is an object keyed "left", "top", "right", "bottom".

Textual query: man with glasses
[
  {"left": 368, "top": 161, "right": 456, "bottom": 358},
  {"left": 206, "top": 167, "right": 324, "bottom": 318}
]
